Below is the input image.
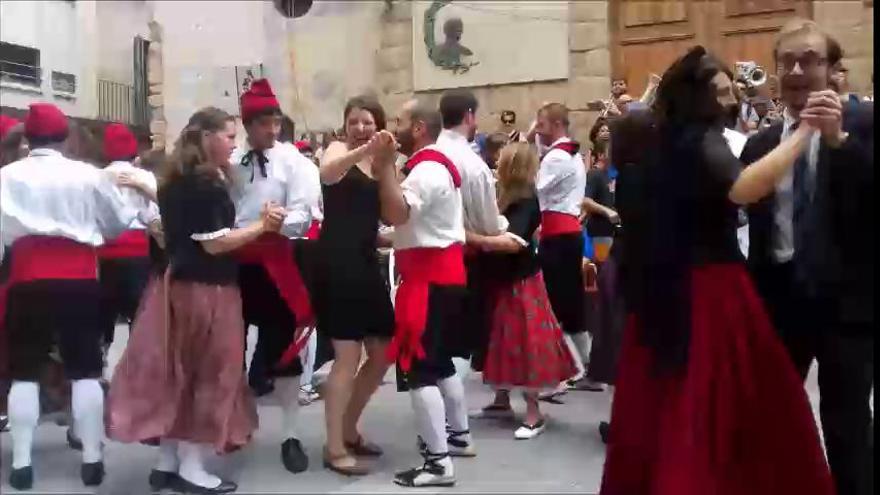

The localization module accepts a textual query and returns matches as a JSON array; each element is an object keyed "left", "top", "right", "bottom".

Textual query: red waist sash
[
  {"left": 387, "top": 243, "right": 466, "bottom": 371},
  {"left": 305, "top": 220, "right": 321, "bottom": 241},
  {"left": 0, "top": 236, "right": 98, "bottom": 376},
  {"left": 541, "top": 211, "right": 581, "bottom": 238},
  {"left": 234, "top": 233, "right": 314, "bottom": 370},
  {"left": 97, "top": 229, "right": 149, "bottom": 260}
]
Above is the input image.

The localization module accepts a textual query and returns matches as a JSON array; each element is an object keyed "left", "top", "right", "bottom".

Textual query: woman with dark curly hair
[{"left": 600, "top": 46, "right": 834, "bottom": 495}]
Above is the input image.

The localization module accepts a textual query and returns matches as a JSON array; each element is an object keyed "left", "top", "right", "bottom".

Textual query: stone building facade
[{"left": 375, "top": 1, "right": 611, "bottom": 145}]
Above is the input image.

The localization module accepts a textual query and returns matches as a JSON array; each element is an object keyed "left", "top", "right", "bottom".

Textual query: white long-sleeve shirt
[
  {"left": 104, "top": 160, "right": 159, "bottom": 230},
  {"left": 0, "top": 148, "right": 137, "bottom": 259},
  {"left": 436, "top": 129, "right": 508, "bottom": 235},
  {"left": 536, "top": 137, "right": 586, "bottom": 217},
  {"left": 229, "top": 140, "right": 322, "bottom": 239},
  {"left": 394, "top": 145, "right": 466, "bottom": 250}
]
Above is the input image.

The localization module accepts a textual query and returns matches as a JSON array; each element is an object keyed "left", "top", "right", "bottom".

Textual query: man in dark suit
[{"left": 741, "top": 19, "right": 873, "bottom": 495}]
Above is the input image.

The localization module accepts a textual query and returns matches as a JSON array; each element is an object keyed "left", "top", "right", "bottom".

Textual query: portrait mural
[{"left": 413, "top": 0, "right": 569, "bottom": 91}]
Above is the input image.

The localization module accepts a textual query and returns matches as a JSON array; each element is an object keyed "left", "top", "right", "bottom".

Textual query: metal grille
[{"left": 97, "top": 79, "right": 133, "bottom": 124}]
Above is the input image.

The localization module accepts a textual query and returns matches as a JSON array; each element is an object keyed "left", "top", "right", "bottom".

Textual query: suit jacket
[{"left": 741, "top": 102, "right": 874, "bottom": 327}]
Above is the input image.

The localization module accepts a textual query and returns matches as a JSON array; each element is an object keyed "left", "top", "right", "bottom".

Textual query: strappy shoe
[
  {"left": 344, "top": 435, "right": 384, "bottom": 457},
  {"left": 322, "top": 449, "right": 370, "bottom": 477},
  {"left": 393, "top": 451, "right": 455, "bottom": 487}
]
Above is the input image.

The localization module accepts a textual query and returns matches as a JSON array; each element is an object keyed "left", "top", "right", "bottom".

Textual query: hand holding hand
[
  {"left": 800, "top": 89, "right": 844, "bottom": 145},
  {"left": 260, "top": 201, "right": 285, "bottom": 232},
  {"left": 115, "top": 171, "right": 145, "bottom": 190}
]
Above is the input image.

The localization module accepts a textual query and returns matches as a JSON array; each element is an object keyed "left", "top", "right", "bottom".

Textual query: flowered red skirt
[
  {"left": 106, "top": 276, "right": 258, "bottom": 454},
  {"left": 482, "top": 271, "right": 577, "bottom": 391},
  {"left": 600, "top": 263, "right": 834, "bottom": 495}
]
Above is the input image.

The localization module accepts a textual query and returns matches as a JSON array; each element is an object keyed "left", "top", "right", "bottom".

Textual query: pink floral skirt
[{"left": 106, "top": 276, "right": 258, "bottom": 454}]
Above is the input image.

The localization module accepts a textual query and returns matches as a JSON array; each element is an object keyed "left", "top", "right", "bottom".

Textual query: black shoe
[
  {"left": 172, "top": 476, "right": 238, "bottom": 494},
  {"left": 149, "top": 469, "right": 182, "bottom": 491},
  {"left": 9, "top": 466, "right": 33, "bottom": 491},
  {"left": 599, "top": 421, "right": 610, "bottom": 444},
  {"left": 67, "top": 428, "right": 83, "bottom": 451},
  {"left": 281, "top": 438, "right": 308, "bottom": 474},
  {"left": 81, "top": 461, "right": 105, "bottom": 486},
  {"left": 0, "top": 414, "right": 9, "bottom": 432}
]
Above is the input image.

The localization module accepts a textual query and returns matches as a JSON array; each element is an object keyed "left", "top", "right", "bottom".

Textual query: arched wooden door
[{"left": 609, "top": 0, "right": 813, "bottom": 97}]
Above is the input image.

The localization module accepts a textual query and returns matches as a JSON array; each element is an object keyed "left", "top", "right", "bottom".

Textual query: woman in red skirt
[
  {"left": 602, "top": 46, "right": 834, "bottom": 495},
  {"left": 467, "top": 142, "right": 577, "bottom": 440},
  {"left": 107, "top": 107, "right": 285, "bottom": 494}
]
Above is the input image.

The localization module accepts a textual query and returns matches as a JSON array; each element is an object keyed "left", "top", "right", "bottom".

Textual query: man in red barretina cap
[
  {"left": 229, "top": 79, "right": 321, "bottom": 474},
  {"left": 95, "top": 123, "right": 162, "bottom": 350},
  {"left": 0, "top": 103, "right": 138, "bottom": 490}
]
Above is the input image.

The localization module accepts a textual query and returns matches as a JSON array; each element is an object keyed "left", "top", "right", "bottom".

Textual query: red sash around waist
[
  {"left": 387, "top": 243, "right": 466, "bottom": 371},
  {"left": 235, "top": 233, "right": 314, "bottom": 370},
  {"left": 97, "top": 229, "right": 149, "bottom": 260},
  {"left": 540, "top": 211, "right": 581, "bottom": 238},
  {"left": 0, "top": 236, "right": 98, "bottom": 376},
  {"left": 305, "top": 220, "right": 321, "bottom": 241}
]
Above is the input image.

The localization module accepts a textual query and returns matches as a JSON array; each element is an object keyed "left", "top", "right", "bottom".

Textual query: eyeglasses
[{"left": 777, "top": 52, "right": 828, "bottom": 73}]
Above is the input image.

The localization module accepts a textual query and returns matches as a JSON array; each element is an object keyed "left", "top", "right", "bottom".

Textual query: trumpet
[{"left": 735, "top": 61, "right": 767, "bottom": 89}]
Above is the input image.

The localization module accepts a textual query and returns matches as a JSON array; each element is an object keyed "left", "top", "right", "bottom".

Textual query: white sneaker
[
  {"left": 447, "top": 430, "right": 476, "bottom": 457},
  {"left": 393, "top": 453, "right": 455, "bottom": 487},
  {"left": 514, "top": 419, "right": 546, "bottom": 440},
  {"left": 417, "top": 431, "right": 477, "bottom": 458}
]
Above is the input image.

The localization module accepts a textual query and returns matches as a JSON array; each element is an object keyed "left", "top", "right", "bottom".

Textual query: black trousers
[
  {"left": 539, "top": 233, "right": 586, "bottom": 335},
  {"left": 239, "top": 264, "right": 303, "bottom": 378},
  {"left": 754, "top": 262, "right": 874, "bottom": 495},
  {"left": 98, "top": 257, "right": 150, "bottom": 344}
]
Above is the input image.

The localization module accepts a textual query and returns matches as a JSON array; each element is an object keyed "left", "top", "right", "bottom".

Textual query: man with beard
[
  {"left": 741, "top": 19, "right": 874, "bottom": 495},
  {"left": 376, "top": 100, "right": 473, "bottom": 487},
  {"left": 229, "top": 79, "right": 322, "bottom": 474},
  {"left": 436, "top": 89, "right": 507, "bottom": 379}
]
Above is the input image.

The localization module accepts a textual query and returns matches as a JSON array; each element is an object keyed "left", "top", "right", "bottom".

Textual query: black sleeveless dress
[{"left": 314, "top": 166, "right": 394, "bottom": 340}]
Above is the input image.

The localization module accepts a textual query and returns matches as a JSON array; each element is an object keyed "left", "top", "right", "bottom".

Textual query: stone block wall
[
  {"left": 376, "top": 1, "right": 612, "bottom": 145},
  {"left": 814, "top": 0, "right": 874, "bottom": 96}
]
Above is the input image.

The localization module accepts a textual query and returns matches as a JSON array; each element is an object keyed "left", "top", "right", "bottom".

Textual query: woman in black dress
[
  {"left": 315, "top": 95, "right": 395, "bottom": 475},
  {"left": 601, "top": 46, "right": 833, "bottom": 495}
]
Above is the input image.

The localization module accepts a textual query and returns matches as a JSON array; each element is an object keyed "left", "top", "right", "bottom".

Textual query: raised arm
[
  {"left": 320, "top": 139, "right": 375, "bottom": 185},
  {"left": 728, "top": 124, "right": 813, "bottom": 205}
]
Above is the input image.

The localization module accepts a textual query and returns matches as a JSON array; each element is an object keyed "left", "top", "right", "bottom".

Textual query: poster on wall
[{"left": 413, "top": 1, "right": 569, "bottom": 91}]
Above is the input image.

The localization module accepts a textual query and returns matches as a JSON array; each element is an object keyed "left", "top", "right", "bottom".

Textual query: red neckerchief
[{"left": 403, "top": 148, "right": 462, "bottom": 188}]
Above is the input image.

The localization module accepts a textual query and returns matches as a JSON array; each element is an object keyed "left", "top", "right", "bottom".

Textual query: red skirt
[
  {"left": 106, "top": 276, "right": 258, "bottom": 454},
  {"left": 600, "top": 264, "right": 834, "bottom": 495},
  {"left": 482, "top": 271, "right": 578, "bottom": 390}
]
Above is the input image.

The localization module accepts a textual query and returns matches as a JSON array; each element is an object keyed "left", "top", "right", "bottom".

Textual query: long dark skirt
[{"left": 600, "top": 263, "right": 834, "bottom": 495}]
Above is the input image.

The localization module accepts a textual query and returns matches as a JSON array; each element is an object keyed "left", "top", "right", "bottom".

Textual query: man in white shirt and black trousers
[
  {"left": 534, "top": 103, "right": 590, "bottom": 391},
  {"left": 376, "top": 100, "right": 474, "bottom": 487},
  {"left": 436, "top": 89, "right": 508, "bottom": 373},
  {"left": 229, "top": 79, "right": 322, "bottom": 474},
  {"left": 0, "top": 103, "right": 137, "bottom": 490}
]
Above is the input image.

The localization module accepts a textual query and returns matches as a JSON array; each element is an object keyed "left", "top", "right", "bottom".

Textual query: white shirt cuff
[
  {"left": 191, "top": 228, "right": 230, "bottom": 241},
  {"left": 504, "top": 231, "right": 529, "bottom": 247}
]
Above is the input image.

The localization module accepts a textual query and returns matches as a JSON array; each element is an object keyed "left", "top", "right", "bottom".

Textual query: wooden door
[{"left": 610, "top": 0, "right": 813, "bottom": 97}]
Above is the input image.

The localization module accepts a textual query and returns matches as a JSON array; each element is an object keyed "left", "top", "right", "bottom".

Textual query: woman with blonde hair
[
  {"left": 107, "top": 107, "right": 285, "bottom": 494},
  {"left": 467, "top": 142, "right": 577, "bottom": 440}
]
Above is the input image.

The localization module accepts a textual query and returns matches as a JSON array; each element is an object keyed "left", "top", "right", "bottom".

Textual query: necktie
[
  {"left": 241, "top": 150, "right": 268, "bottom": 182},
  {"left": 791, "top": 122, "right": 814, "bottom": 290}
]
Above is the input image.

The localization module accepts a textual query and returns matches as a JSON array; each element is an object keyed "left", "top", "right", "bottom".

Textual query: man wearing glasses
[{"left": 740, "top": 19, "right": 874, "bottom": 495}]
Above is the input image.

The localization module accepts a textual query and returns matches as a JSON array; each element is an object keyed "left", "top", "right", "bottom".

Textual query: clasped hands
[
  {"left": 260, "top": 202, "right": 287, "bottom": 232},
  {"left": 799, "top": 89, "right": 846, "bottom": 147}
]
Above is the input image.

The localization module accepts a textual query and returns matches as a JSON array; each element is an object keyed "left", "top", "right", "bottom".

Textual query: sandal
[
  {"left": 344, "top": 435, "right": 384, "bottom": 457},
  {"left": 322, "top": 449, "right": 370, "bottom": 476}
]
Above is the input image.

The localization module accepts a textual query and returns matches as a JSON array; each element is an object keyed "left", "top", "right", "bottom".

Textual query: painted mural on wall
[{"left": 413, "top": 1, "right": 569, "bottom": 91}]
